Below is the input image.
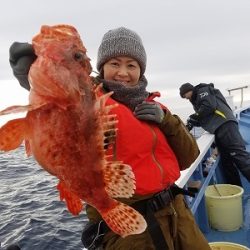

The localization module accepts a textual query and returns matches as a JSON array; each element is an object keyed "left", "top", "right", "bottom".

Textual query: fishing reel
[{"left": 186, "top": 121, "right": 194, "bottom": 131}]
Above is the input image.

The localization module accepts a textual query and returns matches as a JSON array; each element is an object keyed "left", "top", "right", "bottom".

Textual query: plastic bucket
[
  {"left": 205, "top": 184, "right": 244, "bottom": 231},
  {"left": 209, "top": 242, "right": 249, "bottom": 250}
]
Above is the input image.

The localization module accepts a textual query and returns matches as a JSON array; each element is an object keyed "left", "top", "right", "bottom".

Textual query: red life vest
[{"left": 105, "top": 94, "right": 181, "bottom": 195}]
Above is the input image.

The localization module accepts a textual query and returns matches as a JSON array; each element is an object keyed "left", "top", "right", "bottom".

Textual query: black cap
[{"left": 179, "top": 83, "right": 194, "bottom": 98}]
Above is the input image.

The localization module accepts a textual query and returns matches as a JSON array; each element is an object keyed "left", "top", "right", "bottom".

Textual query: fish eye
[{"left": 74, "top": 51, "right": 85, "bottom": 61}]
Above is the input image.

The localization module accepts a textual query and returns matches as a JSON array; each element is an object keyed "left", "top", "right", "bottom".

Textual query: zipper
[{"left": 148, "top": 125, "right": 165, "bottom": 186}]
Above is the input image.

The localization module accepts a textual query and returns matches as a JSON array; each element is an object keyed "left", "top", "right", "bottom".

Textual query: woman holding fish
[{"left": 8, "top": 26, "right": 210, "bottom": 250}]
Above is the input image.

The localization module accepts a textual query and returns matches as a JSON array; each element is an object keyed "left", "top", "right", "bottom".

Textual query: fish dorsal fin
[
  {"left": 94, "top": 85, "right": 119, "bottom": 154},
  {"left": 103, "top": 161, "right": 135, "bottom": 198},
  {"left": 94, "top": 84, "right": 118, "bottom": 115},
  {"left": 94, "top": 86, "right": 136, "bottom": 197}
]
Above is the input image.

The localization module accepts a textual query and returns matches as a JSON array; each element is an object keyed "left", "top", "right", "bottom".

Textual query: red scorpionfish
[{"left": 0, "top": 24, "right": 147, "bottom": 237}]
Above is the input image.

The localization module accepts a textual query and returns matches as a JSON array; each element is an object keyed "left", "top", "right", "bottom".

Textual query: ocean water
[{"left": 0, "top": 145, "right": 87, "bottom": 250}]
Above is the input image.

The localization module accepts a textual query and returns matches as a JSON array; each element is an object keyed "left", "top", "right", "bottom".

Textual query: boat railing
[
  {"left": 227, "top": 85, "right": 248, "bottom": 108},
  {"left": 175, "top": 132, "right": 220, "bottom": 233}
]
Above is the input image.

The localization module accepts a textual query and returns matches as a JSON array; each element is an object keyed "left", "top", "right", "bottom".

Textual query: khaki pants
[{"left": 102, "top": 194, "right": 211, "bottom": 250}]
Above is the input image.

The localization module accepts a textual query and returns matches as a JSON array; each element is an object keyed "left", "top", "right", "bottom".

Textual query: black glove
[
  {"left": 9, "top": 42, "right": 37, "bottom": 90},
  {"left": 186, "top": 113, "right": 201, "bottom": 129},
  {"left": 189, "top": 113, "right": 200, "bottom": 124},
  {"left": 134, "top": 101, "right": 165, "bottom": 124},
  {"left": 186, "top": 120, "right": 194, "bottom": 131},
  {"left": 189, "top": 113, "right": 199, "bottom": 120}
]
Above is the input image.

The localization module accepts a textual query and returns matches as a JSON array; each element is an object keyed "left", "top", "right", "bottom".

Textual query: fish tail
[
  {"left": 102, "top": 201, "right": 147, "bottom": 237},
  {"left": 57, "top": 180, "right": 83, "bottom": 215},
  {"left": 0, "top": 118, "right": 27, "bottom": 151}
]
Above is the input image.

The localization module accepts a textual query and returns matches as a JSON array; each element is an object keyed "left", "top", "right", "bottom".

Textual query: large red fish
[{"left": 0, "top": 24, "right": 146, "bottom": 237}]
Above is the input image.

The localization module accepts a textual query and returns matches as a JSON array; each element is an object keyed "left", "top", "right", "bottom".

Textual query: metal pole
[{"left": 227, "top": 85, "right": 248, "bottom": 107}]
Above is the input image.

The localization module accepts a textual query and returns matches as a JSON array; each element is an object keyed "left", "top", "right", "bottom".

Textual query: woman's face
[{"left": 103, "top": 56, "right": 141, "bottom": 87}]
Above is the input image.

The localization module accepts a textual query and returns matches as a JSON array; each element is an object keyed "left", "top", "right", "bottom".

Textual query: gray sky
[{"left": 1, "top": 0, "right": 250, "bottom": 119}]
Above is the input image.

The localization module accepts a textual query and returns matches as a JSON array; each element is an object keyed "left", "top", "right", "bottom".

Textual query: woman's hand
[{"left": 134, "top": 102, "right": 165, "bottom": 124}]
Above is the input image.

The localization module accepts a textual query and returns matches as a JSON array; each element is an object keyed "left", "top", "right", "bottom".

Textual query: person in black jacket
[{"left": 179, "top": 82, "right": 250, "bottom": 186}]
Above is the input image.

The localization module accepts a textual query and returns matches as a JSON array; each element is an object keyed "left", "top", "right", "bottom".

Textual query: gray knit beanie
[{"left": 97, "top": 27, "right": 147, "bottom": 75}]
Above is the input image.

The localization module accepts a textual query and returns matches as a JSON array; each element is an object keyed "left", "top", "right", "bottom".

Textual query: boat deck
[
  {"left": 206, "top": 108, "right": 250, "bottom": 247},
  {"left": 204, "top": 175, "right": 250, "bottom": 247},
  {"left": 175, "top": 107, "right": 250, "bottom": 248}
]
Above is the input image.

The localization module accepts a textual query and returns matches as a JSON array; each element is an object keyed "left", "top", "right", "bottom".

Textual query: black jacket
[{"left": 190, "top": 83, "right": 237, "bottom": 133}]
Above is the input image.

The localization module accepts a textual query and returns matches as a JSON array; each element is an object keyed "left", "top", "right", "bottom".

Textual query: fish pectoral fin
[
  {"left": 103, "top": 162, "right": 135, "bottom": 198},
  {"left": 102, "top": 201, "right": 147, "bottom": 237},
  {"left": 0, "top": 118, "right": 27, "bottom": 151},
  {"left": 57, "top": 180, "right": 83, "bottom": 215}
]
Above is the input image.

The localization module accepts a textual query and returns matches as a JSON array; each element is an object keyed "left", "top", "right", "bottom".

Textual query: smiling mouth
[
  {"left": 115, "top": 79, "right": 129, "bottom": 83},
  {"left": 113, "top": 79, "right": 137, "bottom": 86},
  {"left": 120, "top": 81, "right": 129, "bottom": 85}
]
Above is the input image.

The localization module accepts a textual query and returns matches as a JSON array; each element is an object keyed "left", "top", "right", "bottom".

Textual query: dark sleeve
[
  {"left": 159, "top": 112, "right": 200, "bottom": 170},
  {"left": 195, "top": 87, "right": 217, "bottom": 119}
]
